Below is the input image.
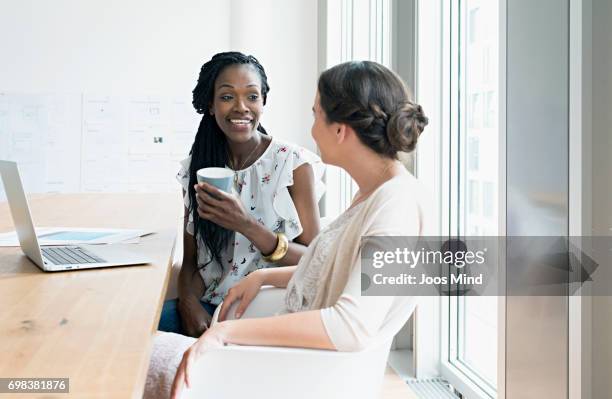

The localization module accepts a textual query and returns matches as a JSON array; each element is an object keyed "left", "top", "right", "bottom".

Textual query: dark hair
[
  {"left": 188, "top": 51, "right": 270, "bottom": 272},
  {"left": 317, "top": 61, "right": 428, "bottom": 157}
]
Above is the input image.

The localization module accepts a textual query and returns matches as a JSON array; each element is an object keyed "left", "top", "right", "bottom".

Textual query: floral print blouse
[{"left": 176, "top": 137, "right": 325, "bottom": 305}]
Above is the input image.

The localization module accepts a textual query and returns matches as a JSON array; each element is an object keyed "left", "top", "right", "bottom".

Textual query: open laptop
[{"left": 0, "top": 160, "right": 151, "bottom": 271}]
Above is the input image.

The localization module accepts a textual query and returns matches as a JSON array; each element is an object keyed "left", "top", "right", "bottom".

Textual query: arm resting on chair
[
  {"left": 216, "top": 266, "right": 297, "bottom": 321},
  {"left": 218, "top": 309, "right": 335, "bottom": 350},
  {"left": 171, "top": 291, "right": 336, "bottom": 398},
  {"left": 211, "top": 267, "right": 341, "bottom": 351},
  {"left": 258, "top": 265, "right": 298, "bottom": 288},
  {"left": 213, "top": 287, "right": 335, "bottom": 350}
]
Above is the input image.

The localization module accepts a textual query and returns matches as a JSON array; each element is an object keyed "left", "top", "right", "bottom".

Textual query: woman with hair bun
[{"left": 146, "top": 60, "right": 432, "bottom": 399}]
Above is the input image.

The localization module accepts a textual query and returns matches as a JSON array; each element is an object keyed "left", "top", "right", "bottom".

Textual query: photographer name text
[{"left": 372, "top": 272, "right": 483, "bottom": 285}]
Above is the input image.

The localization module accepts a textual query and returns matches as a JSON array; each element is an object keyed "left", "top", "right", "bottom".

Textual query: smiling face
[{"left": 210, "top": 64, "right": 264, "bottom": 143}]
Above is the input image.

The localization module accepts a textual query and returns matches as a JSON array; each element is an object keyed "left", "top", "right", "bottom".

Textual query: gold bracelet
[{"left": 262, "top": 233, "right": 289, "bottom": 262}]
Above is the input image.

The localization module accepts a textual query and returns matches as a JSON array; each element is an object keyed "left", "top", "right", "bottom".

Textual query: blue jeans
[{"left": 158, "top": 298, "right": 218, "bottom": 335}]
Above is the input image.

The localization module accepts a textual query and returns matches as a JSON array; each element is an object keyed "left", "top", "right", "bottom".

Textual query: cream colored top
[
  {"left": 284, "top": 170, "right": 432, "bottom": 351},
  {"left": 285, "top": 201, "right": 366, "bottom": 311}
]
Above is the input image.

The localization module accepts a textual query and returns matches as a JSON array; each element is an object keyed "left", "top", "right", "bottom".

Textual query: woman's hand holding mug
[{"left": 194, "top": 182, "right": 252, "bottom": 234}]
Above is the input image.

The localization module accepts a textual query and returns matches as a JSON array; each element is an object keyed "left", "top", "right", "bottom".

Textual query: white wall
[
  {"left": 0, "top": 0, "right": 319, "bottom": 195},
  {"left": 229, "top": 0, "right": 319, "bottom": 152},
  {"left": 0, "top": 0, "right": 230, "bottom": 95}
]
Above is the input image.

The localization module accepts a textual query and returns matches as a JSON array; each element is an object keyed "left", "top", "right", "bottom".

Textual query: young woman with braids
[
  {"left": 157, "top": 52, "right": 325, "bottom": 337},
  {"left": 145, "top": 60, "right": 431, "bottom": 399}
]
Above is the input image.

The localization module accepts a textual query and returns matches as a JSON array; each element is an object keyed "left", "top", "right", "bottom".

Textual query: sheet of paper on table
[{"left": 0, "top": 227, "right": 153, "bottom": 246}]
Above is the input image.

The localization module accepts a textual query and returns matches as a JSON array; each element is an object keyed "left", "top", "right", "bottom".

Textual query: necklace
[{"left": 228, "top": 138, "right": 261, "bottom": 189}]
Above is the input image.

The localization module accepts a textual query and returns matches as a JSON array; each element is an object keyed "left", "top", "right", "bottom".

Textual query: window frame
[{"left": 433, "top": 0, "right": 506, "bottom": 398}]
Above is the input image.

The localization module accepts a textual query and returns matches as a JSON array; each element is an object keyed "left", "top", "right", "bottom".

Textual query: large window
[
  {"left": 446, "top": 0, "right": 500, "bottom": 397},
  {"left": 321, "top": 0, "right": 397, "bottom": 219},
  {"left": 323, "top": 0, "right": 502, "bottom": 396}
]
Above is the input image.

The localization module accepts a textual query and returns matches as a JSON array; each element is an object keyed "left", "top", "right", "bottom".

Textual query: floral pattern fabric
[
  {"left": 284, "top": 201, "right": 365, "bottom": 313},
  {"left": 176, "top": 137, "right": 325, "bottom": 305}
]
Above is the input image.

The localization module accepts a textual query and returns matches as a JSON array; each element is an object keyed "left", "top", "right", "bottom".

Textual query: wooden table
[{"left": 0, "top": 193, "right": 181, "bottom": 398}]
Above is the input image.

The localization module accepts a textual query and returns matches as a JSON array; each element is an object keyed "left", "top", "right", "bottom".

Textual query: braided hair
[
  {"left": 188, "top": 51, "right": 270, "bottom": 273},
  {"left": 318, "top": 61, "right": 427, "bottom": 157}
]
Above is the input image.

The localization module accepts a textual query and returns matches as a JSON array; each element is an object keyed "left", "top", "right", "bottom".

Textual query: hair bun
[
  {"left": 318, "top": 61, "right": 428, "bottom": 157},
  {"left": 386, "top": 102, "right": 429, "bottom": 153}
]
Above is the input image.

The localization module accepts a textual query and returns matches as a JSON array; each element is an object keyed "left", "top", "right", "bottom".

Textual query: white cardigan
[{"left": 294, "top": 170, "right": 432, "bottom": 351}]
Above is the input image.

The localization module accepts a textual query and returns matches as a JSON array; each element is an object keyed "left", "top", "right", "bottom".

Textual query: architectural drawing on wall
[
  {"left": 128, "top": 97, "right": 169, "bottom": 156},
  {"left": 79, "top": 94, "right": 200, "bottom": 193},
  {"left": 170, "top": 99, "right": 199, "bottom": 157},
  {"left": 0, "top": 92, "right": 200, "bottom": 200},
  {"left": 0, "top": 94, "right": 8, "bottom": 201},
  {"left": 0, "top": 93, "right": 82, "bottom": 200},
  {"left": 124, "top": 96, "right": 199, "bottom": 192},
  {"left": 0, "top": 94, "right": 9, "bottom": 162},
  {"left": 41, "top": 93, "right": 82, "bottom": 194},
  {"left": 81, "top": 95, "right": 129, "bottom": 192},
  {"left": 5, "top": 94, "right": 45, "bottom": 194}
]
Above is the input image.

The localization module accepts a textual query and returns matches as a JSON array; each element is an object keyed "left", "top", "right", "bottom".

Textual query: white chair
[{"left": 180, "top": 286, "right": 393, "bottom": 399}]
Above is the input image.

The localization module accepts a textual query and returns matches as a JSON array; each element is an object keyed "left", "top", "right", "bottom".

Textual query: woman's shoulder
[
  {"left": 373, "top": 171, "right": 419, "bottom": 197},
  {"left": 364, "top": 171, "right": 433, "bottom": 232},
  {"left": 178, "top": 155, "right": 191, "bottom": 167},
  {"left": 264, "top": 138, "right": 313, "bottom": 160},
  {"left": 176, "top": 156, "right": 192, "bottom": 184},
  {"left": 262, "top": 138, "right": 323, "bottom": 173},
  {"left": 269, "top": 137, "right": 302, "bottom": 150},
  {"left": 386, "top": 173, "right": 432, "bottom": 210},
  {"left": 384, "top": 171, "right": 429, "bottom": 195}
]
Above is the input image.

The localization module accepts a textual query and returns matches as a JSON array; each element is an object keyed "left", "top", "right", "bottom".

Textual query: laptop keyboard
[{"left": 42, "top": 246, "right": 106, "bottom": 265}]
